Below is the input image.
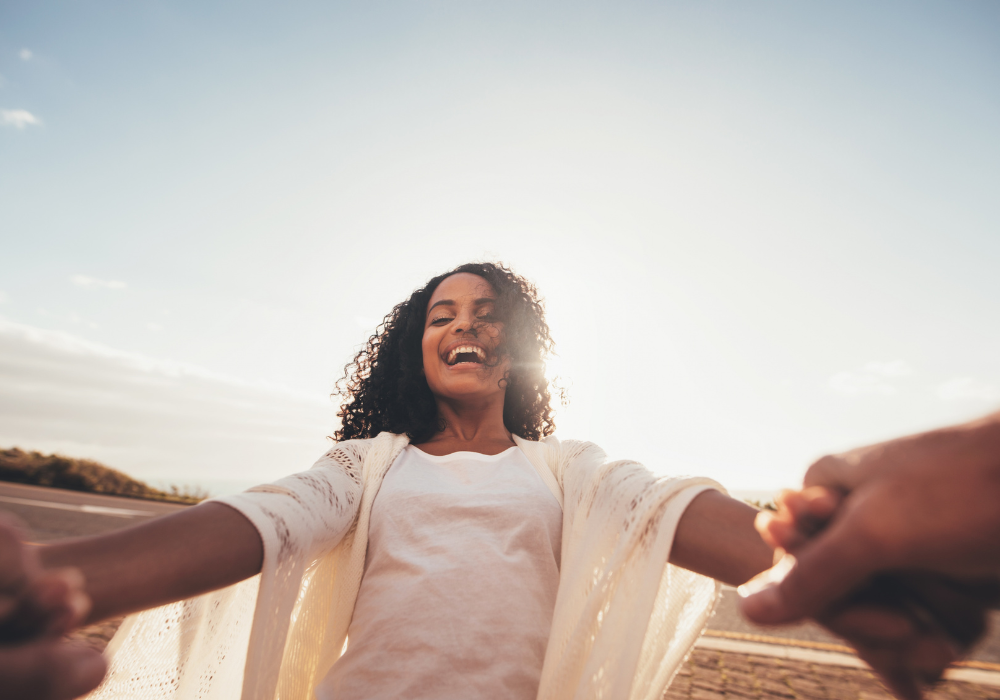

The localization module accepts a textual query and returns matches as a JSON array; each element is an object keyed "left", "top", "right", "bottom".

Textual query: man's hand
[
  {"left": 738, "top": 409, "right": 1000, "bottom": 700},
  {"left": 742, "top": 411, "right": 1000, "bottom": 624},
  {"left": 745, "top": 488, "right": 998, "bottom": 699},
  {"left": 0, "top": 515, "right": 107, "bottom": 700}
]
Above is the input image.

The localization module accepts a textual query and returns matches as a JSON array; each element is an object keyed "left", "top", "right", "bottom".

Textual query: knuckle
[{"left": 804, "top": 454, "right": 845, "bottom": 488}]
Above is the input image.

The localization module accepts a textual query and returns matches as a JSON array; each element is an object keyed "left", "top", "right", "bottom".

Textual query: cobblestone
[{"left": 670, "top": 649, "right": 1000, "bottom": 700}]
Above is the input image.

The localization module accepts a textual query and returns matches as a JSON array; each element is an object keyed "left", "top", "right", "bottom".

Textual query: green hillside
[{"left": 0, "top": 447, "right": 204, "bottom": 505}]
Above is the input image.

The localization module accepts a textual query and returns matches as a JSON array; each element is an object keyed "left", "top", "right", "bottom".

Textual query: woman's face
[{"left": 422, "top": 273, "right": 509, "bottom": 404}]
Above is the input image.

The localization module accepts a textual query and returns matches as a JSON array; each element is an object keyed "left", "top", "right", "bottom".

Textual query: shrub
[{"left": 0, "top": 448, "right": 205, "bottom": 505}]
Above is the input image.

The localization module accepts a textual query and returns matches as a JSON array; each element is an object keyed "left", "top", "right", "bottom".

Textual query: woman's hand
[
  {"left": 1, "top": 520, "right": 89, "bottom": 643},
  {"left": 0, "top": 514, "right": 107, "bottom": 700}
]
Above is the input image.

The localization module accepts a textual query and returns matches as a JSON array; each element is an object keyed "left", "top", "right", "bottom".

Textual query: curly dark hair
[{"left": 334, "top": 262, "right": 557, "bottom": 443}]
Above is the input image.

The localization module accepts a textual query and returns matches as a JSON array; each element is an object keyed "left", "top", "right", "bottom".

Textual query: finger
[
  {"left": 778, "top": 488, "right": 841, "bottom": 541},
  {"left": 0, "top": 640, "right": 107, "bottom": 700},
  {"left": 755, "top": 511, "right": 807, "bottom": 551},
  {"left": 894, "top": 573, "right": 994, "bottom": 649},
  {"left": 822, "top": 610, "right": 955, "bottom": 687},
  {"left": 0, "top": 516, "right": 36, "bottom": 616},
  {"left": 34, "top": 569, "right": 91, "bottom": 636},
  {"left": 870, "top": 663, "right": 924, "bottom": 700},
  {"left": 820, "top": 605, "right": 918, "bottom": 644},
  {"left": 773, "top": 489, "right": 798, "bottom": 510},
  {"left": 860, "top": 636, "right": 953, "bottom": 690},
  {"left": 740, "top": 511, "right": 878, "bottom": 624},
  {"left": 774, "top": 489, "right": 829, "bottom": 519},
  {"left": 803, "top": 453, "right": 862, "bottom": 492},
  {"left": 911, "top": 635, "right": 956, "bottom": 685},
  {"left": 847, "top": 643, "right": 929, "bottom": 700},
  {"left": 754, "top": 511, "right": 778, "bottom": 550},
  {"left": 0, "top": 569, "right": 92, "bottom": 643},
  {"left": 797, "top": 487, "right": 842, "bottom": 520},
  {"left": 769, "top": 490, "right": 841, "bottom": 550}
]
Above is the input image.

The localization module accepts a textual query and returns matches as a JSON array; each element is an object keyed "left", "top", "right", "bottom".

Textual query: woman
[{"left": 40, "top": 262, "right": 773, "bottom": 700}]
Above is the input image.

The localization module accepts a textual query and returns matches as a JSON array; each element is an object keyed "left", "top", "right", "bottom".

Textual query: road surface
[{"left": 0, "top": 481, "right": 187, "bottom": 542}]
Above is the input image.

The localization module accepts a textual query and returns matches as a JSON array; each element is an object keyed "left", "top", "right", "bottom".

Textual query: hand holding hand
[
  {"left": 0, "top": 515, "right": 107, "bottom": 700},
  {"left": 743, "top": 486, "right": 999, "bottom": 700},
  {"left": 745, "top": 412, "right": 1000, "bottom": 625}
]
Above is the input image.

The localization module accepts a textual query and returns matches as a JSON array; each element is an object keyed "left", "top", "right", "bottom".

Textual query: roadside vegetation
[
  {"left": 0, "top": 447, "right": 206, "bottom": 505},
  {"left": 744, "top": 498, "right": 777, "bottom": 512}
]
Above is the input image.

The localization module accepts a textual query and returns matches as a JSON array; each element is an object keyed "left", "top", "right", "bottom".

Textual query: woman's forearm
[
  {"left": 39, "top": 502, "right": 263, "bottom": 624},
  {"left": 669, "top": 490, "right": 774, "bottom": 587}
]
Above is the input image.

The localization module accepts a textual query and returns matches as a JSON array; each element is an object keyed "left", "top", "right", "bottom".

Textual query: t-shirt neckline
[{"left": 407, "top": 445, "right": 519, "bottom": 463}]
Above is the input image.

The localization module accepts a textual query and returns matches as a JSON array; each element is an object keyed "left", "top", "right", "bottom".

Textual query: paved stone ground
[
  {"left": 71, "top": 619, "right": 998, "bottom": 700},
  {"left": 669, "top": 648, "right": 1000, "bottom": 700}
]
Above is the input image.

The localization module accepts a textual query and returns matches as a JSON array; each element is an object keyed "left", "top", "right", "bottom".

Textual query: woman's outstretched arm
[
  {"left": 669, "top": 490, "right": 774, "bottom": 587},
  {"left": 38, "top": 502, "right": 262, "bottom": 625}
]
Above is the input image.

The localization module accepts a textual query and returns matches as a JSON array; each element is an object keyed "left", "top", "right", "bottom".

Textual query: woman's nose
[{"left": 453, "top": 314, "right": 478, "bottom": 336}]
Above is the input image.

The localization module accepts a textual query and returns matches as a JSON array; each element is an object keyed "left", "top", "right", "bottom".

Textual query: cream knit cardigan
[{"left": 89, "top": 433, "right": 722, "bottom": 700}]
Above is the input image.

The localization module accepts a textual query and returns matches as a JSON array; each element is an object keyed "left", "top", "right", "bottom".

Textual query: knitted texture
[{"left": 89, "top": 433, "right": 720, "bottom": 700}]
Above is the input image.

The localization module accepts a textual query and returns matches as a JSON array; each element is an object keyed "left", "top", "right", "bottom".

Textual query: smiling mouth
[{"left": 446, "top": 345, "right": 487, "bottom": 366}]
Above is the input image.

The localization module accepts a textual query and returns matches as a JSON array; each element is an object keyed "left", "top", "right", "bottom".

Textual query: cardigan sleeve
[
  {"left": 211, "top": 441, "right": 368, "bottom": 700},
  {"left": 538, "top": 439, "right": 723, "bottom": 700},
  {"left": 216, "top": 440, "right": 366, "bottom": 563},
  {"left": 87, "top": 441, "right": 369, "bottom": 700}
]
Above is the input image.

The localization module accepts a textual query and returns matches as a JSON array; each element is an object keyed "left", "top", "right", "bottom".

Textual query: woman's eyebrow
[
  {"left": 428, "top": 299, "right": 455, "bottom": 312},
  {"left": 428, "top": 297, "right": 494, "bottom": 312}
]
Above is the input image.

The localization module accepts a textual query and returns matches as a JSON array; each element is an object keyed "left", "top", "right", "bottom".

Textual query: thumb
[
  {"left": 739, "top": 512, "right": 877, "bottom": 624},
  {"left": 803, "top": 453, "right": 860, "bottom": 492},
  {"left": 0, "top": 641, "right": 107, "bottom": 700}
]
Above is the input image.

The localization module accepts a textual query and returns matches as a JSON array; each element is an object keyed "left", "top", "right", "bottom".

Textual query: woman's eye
[{"left": 431, "top": 317, "right": 452, "bottom": 326}]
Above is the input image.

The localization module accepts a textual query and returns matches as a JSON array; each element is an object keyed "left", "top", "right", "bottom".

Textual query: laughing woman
[{"left": 39, "top": 262, "right": 773, "bottom": 700}]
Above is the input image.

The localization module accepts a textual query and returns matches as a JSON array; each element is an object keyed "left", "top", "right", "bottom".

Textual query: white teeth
[{"left": 446, "top": 345, "right": 486, "bottom": 364}]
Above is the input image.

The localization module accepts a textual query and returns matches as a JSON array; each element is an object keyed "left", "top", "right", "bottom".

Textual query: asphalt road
[
  {"left": 0, "top": 481, "right": 187, "bottom": 542},
  {"left": 2, "top": 481, "right": 997, "bottom": 664}
]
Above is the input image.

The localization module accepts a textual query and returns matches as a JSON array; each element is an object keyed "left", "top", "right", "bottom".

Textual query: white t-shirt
[{"left": 315, "top": 445, "right": 563, "bottom": 700}]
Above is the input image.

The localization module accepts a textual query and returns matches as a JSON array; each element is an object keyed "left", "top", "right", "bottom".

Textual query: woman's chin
[{"left": 433, "top": 379, "right": 504, "bottom": 403}]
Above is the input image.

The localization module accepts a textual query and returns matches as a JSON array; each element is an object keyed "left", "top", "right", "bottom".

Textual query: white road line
[
  {"left": 695, "top": 636, "right": 1000, "bottom": 687},
  {"left": 0, "top": 494, "right": 154, "bottom": 518}
]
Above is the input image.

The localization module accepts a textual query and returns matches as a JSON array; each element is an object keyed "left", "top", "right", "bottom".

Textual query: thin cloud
[
  {"left": 863, "top": 360, "right": 913, "bottom": 377},
  {"left": 19, "top": 49, "right": 32, "bottom": 61},
  {"left": 69, "top": 314, "right": 99, "bottom": 330},
  {"left": 828, "top": 359, "right": 912, "bottom": 396},
  {"left": 71, "top": 274, "right": 127, "bottom": 290},
  {"left": 828, "top": 371, "right": 895, "bottom": 395},
  {"left": 0, "top": 291, "right": 7, "bottom": 304},
  {"left": 937, "top": 377, "right": 999, "bottom": 402},
  {"left": 0, "top": 318, "right": 333, "bottom": 484},
  {"left": 0, "top": 109, "right": 40, "bottom": 129}
]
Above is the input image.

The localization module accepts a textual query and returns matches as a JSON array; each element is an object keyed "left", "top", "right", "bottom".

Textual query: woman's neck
[{"left": 415, "top": 395, "right": 515, "bottom": 456}]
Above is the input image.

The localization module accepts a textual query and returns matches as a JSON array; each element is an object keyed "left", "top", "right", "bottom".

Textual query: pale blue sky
[{"left": 1, "top": 1, "right": 998, "bottom": 492}]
